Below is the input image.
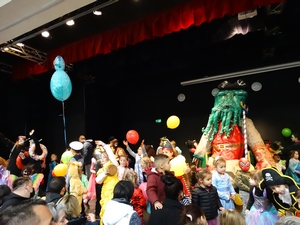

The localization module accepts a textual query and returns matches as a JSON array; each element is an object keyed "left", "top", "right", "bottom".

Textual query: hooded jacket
[
  {"left": 0, "top": 193, "right": 29, "bottom": 211},
  {"left": 103, "top": 198, "right": 141, "bottom": 225},
  {"left": 45, "top": 192, "right": 62, "bottom": 204}
]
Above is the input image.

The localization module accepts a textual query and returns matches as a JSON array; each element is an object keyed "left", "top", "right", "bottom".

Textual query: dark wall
[{"left": 0, "top": 62, "right": 300, "bottom": 162}]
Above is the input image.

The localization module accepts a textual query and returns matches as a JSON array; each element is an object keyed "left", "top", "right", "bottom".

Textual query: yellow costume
[
  {"left": 96, "top": 161, "right": 119, "bottom": 223},
  {"left": 68, "top": 162, "right": 86, "bottom": 213}
]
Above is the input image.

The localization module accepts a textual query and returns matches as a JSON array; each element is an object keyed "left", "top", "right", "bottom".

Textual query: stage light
[
  {"left": 16, "top": 43, "right": 24, "bottom": 47},
  {"left": 93, "top": 10, "right": 102, "bottom": 15},
  {"left": 66, "top": 20, "right": 75, "bottom": 26},
  {"left": 41, "top": 31, "right": 50, "bottom": 38},
  {"left": 4, "top": 47, "right": 9, "bottom": 51}
]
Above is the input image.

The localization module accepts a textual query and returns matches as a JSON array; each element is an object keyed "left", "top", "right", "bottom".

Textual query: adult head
[
  {"left": 78, "top": 135, "right": 86, "bottom": 143},
  {"left": 291, "top": 133, "right": 299, "bottom": 143},
  {"left": 108, "top": 136, "right": 118, "bottom": 148},
  {"left": 56, "top": 195, "right": 80, "bottom": 219},
  {"left": 0, "top": 199, "right": 52, "bottom": 225},
  {"left": 47, "top": 202, "right": 68, "bottom": 225},
  {"left": 13, "top": 177, "right": 34, "bottom": 198},
  {"left": 275, "top": 216, "right": 300, "bottom": 225}
]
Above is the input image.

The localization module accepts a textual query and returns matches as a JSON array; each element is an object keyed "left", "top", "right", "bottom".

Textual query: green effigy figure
[{"left": 193, "top": 80, "right": 275, "bottom": 171}]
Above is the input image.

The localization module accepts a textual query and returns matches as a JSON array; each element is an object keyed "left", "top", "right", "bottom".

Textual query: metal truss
[
  {"left": 0, "top": 62, "right": 12, "bottom": 74},
  {"left": 1, "top": 44, "right": 73, "bottom": 72},
  {"left": 266, "top": 3, "right": 284, "bottom": 15},
  {"left": 1, "top": 44, "right": 47, "bottom": 64}
]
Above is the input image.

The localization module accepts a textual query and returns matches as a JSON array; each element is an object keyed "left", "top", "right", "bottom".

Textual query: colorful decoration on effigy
[{"left": 193, "top": 80, "right": 275, "bottom": 171}]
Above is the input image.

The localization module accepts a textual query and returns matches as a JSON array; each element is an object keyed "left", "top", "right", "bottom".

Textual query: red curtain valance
[{"left": 13, "top": 0, "right": 283, "bottom": 80}]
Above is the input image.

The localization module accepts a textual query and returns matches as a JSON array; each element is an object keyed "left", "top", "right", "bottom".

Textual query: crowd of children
[{"left": 1, "top": 132, "right": 300, "bottom": 225}]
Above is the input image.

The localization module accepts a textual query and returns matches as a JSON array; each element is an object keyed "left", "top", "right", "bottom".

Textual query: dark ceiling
[{"left": 0, "top": 0, "right": 300, "bottom": 82}]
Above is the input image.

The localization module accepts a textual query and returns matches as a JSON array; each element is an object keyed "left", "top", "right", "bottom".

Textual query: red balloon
[{"left": 126, "top": 130, "right": 139, "bottom": 144}]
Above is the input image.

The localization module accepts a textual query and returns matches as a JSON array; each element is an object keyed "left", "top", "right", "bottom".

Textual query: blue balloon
[
  {"left": 53, "top": 55, "right": 65, "bottom": 71},
  {"left": 50, "top": 56, "right": 72, "bottom": 101}
]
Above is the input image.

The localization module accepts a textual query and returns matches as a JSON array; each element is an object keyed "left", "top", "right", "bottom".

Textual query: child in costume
[
  {"left": 178, "top": 204, "right": 207, "bottom": 225},
  {"left": 296, "top": 189, "right": 300, "bottom": 217},
  {"left": 123, "top": 140, "right": 147, "bottom": 184},
  {"left": 191, "top": 168, "right": 224, "bottom": 225},
  {"left": 273, "top": 152, "right": 286, "bottom": 174},
  {"left": 160, "top": 137, "right": 192, "bottom": 204},
  {"left": 285, "top": 150, "right": 300, "bottom": 184},
  {"left": 84, "top": 156, "right": 97, "bottom": 206},
  {"left": 68, "top": 161, "right": 87, "bottom": 211},
  {"left": 125, "top": 170, "right": 146, "bottom": 225},
  {"left": 46, "top": 153, "right": 57, "bottom": 192},
  {"left": 259, "top": 167, "right": 300, "bottom": 217},
  {"left": 245, "top": 170, "right": 278, "bottom": 225},
  {"left": 0, "top": 157, "right": 9, "bottom": 186},
  {"left": 117, "top": 154, "right": 130, "bottom": 180},
  {"left": 212, "top": 157, "right": 236, "bottom": 210},
  {"left": 95, "top": 141, "right": 119, "bottom": 224}
]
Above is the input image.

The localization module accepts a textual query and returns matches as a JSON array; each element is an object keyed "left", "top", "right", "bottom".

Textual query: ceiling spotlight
[
  {"left": 93, "top": 10, "right": 102, "bottom": 16},
  {"left": 41, "top": 31, "right": 50, "bottom": 38},
  {"left": 16, "top": 43, "right": 24, "bottom": 47},
  {"left": 66, "top": 20, "right": 75, "bottom": 26}
]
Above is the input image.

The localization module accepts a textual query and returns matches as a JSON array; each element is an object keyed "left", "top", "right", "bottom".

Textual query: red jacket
[
  {"left": 146, "top": 168, "right": 166, "bottom": 206},
  {"left": 131, "top": 187, "right": 146, "bottom": 225}
]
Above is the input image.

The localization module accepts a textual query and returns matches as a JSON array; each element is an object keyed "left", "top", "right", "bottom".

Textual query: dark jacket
[
  {"left": 82, "top": 141, "right": 93, "bottom": 165},
  {"left": 67, "top": 214, "right": 98, "bottom": 225},
  {"left": 269, "top": 184, "right": 300, "bottom": 216},
  {"left": 0, "top": 133, "right": 29, "bottom": 176},
  {"left": 148, "top": 198, "right": 183, "bottom": 225},
  {"left": 45, "top": 192, "right": 62, "bottom": 204},
  {"left": 191, "top": 184, "right": 222, "bottom": 220},
  {"left": 0, "top": 193, "right": 29, "bottom": 211}
]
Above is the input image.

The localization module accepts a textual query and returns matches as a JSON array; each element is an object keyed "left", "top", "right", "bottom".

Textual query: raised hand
[
  {"left": 123, "top": 140, "right": 128, "bottom": 146},
  {"left": 29, "top": 129, "right": 35, "bottom": 136}
]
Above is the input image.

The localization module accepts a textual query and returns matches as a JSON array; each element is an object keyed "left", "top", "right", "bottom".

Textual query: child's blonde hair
[
  {"left": 213, "top": 156, "right": 226, "bottom": 167},
  {"left": 249, "top": 170, "right": 262, "bottom": 184},
  {"left": 125, "top": 170, "right": 138, "bottom": 186},
  {"left": 140, "top": 156, "right": 151, "bottom": 169},
  {"left": 220, "top": 209, "right": 245, "bottom": 225}
]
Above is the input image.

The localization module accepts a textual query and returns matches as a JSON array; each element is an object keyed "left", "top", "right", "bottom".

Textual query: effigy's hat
[
  {"left": 218, "top": 80, "right": 247, "bottom": 90},
  {"left": 259, "top": 167, "right": 297, "bottom": 190},
  {"left": 69, "top": 141, "right": 83, "bottom": 151}
]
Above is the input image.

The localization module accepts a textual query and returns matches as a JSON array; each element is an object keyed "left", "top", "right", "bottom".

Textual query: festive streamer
[
  {"left": 62, "top": 101, "right": 67, "bottom": 149},
  {"left": 240, "top": 102, "right": 248, "bottom": 158}
]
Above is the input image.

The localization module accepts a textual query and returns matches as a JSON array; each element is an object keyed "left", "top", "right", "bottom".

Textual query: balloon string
[{"left": 62, "top": 101, "right": 67, "bottom": 149}]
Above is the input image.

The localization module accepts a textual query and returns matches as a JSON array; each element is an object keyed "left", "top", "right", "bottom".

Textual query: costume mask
[{"left": 239, "top": 157, "right": 250, "bottom": 172}]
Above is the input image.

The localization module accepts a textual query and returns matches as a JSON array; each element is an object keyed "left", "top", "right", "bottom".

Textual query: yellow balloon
[
  {"left": 53, "top": 164, "right": 68, "bottom": 177},
  {"left": 166, "top": 115, "right": 180, "bottom": 129},
  {"left": 170, "top": 155, "right": 187, "bottom": 176}
]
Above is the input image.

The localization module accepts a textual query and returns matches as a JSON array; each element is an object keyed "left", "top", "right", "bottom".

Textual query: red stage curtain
[{"left": 12, "top": 0, "right": 283, "bottom": 80}]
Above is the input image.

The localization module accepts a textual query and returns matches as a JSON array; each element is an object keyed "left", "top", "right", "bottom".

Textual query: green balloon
[
  {"left": 61, "top": 151, "right": 73, "bottom": 164},
  {"left": 282, "top": 128, "right": 292, "bottom": 137}
]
